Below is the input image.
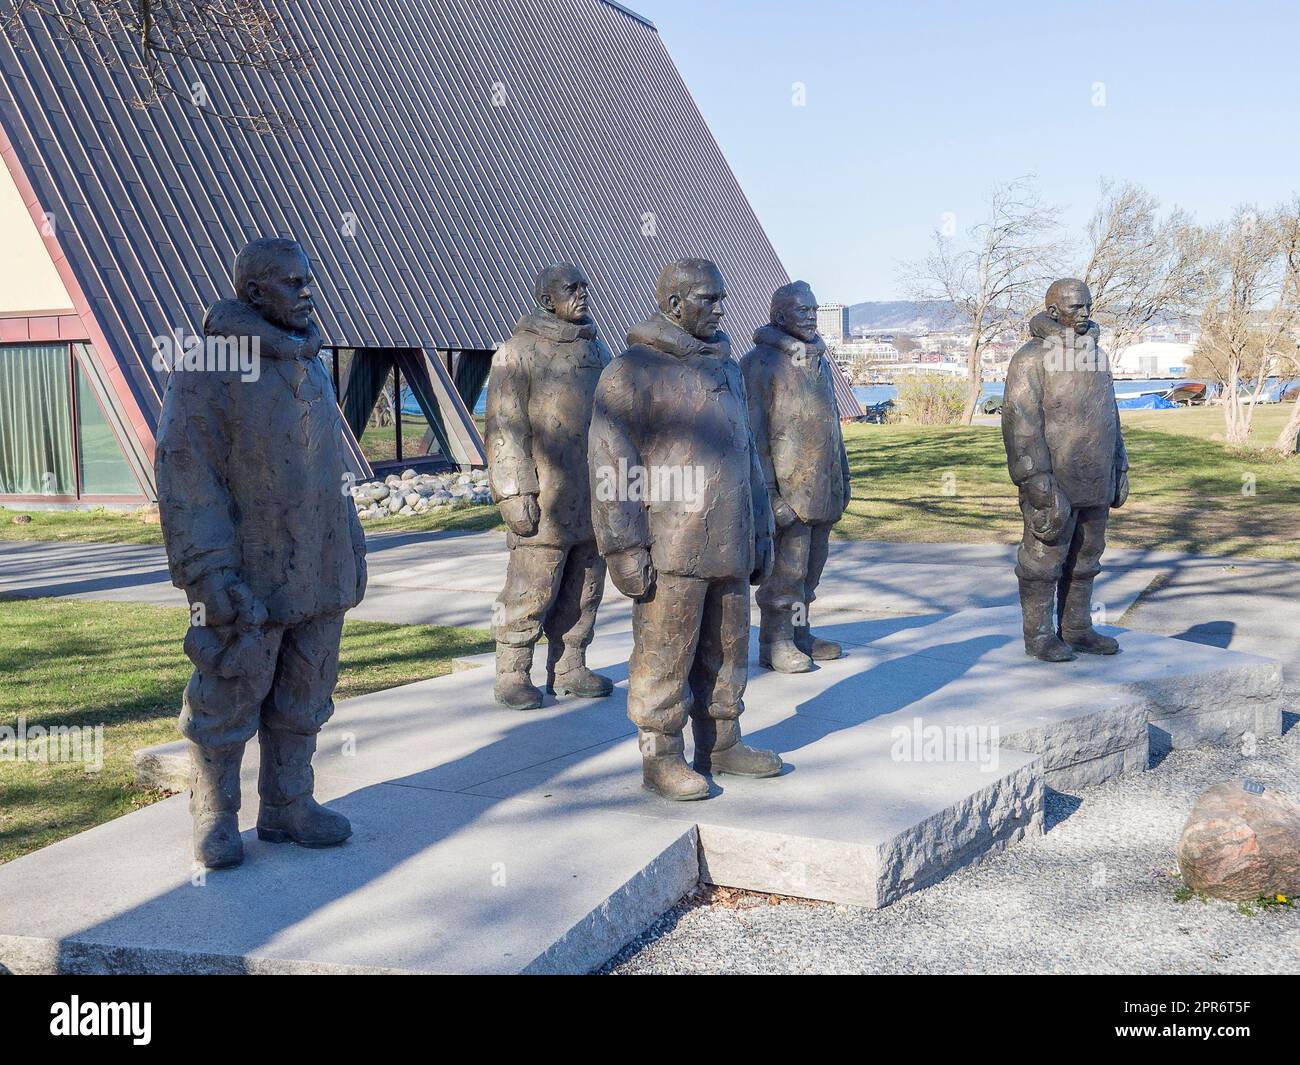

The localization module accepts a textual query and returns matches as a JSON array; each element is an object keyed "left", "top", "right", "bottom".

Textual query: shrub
[{"left": 896, "top": 373, "right": 967, "bottom": 425}]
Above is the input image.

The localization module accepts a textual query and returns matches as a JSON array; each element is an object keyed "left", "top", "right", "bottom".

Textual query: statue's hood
[
  {"left": 627, "top": 312, "right": 730, "bottom": 360},
  {"left": 516, "top": 309, "right": 596, "bottom": 343},
  {"left": 202, "top": 298, "right": 322, "bottom": 361},
  {"left": 1028, "top": 310, "right": 1101, "bottom": 345},
  {"left": 754, "top": 322, "right": 827, "bottom": 363}
]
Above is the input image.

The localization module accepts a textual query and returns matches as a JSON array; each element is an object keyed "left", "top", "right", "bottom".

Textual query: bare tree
[
  {"left": 903, "top": 177, "right": 1067, "bottom": 425},
  {"left": 1271, "top": 350, "right": 1300, "bottom": 455},
  {"left": 0, "top": 0, "right": 315, "bottom": 131},
  {"left": 1190, "top": 202, "right": 1300, "bottom": 448},
  {"left": 1081, "top": 180, "right": 1210, "bottom": 355}
]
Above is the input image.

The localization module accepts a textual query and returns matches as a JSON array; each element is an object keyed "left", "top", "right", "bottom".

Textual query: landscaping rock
[
  {"left": 349, "top": 470, "right": 493, "bottom": 521},
  {"left": 1177, "top": 781, "right": 1300, "bottom": 901}
]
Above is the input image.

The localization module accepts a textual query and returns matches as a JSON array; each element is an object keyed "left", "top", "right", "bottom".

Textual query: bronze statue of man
[
  {"left": 1002, "top": 278, "right": 1129, "bottom": 662},
  {"left": 742, "top": 280, "right": 852, "bottom": 673},
  {"left": 589, "top": 258, "right": 782, "bottom": 801},
  {"left": 156, "top": 238, "right": 366, "bottom": 869},
  {"left": 486, "top": 263, "right": 614, "bottom": 710}
]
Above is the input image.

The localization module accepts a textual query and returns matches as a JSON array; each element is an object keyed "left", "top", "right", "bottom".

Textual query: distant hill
[{"left": 846, "top": 300, "right": 962, "bottom": 334}]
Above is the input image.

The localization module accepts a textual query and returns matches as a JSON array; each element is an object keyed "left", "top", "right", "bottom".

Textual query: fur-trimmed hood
[
  {"left": 202, "top": 298, "right": 323, "bottom": 361},
  {"left": 516, "top": 309, "right": 597, "bottom": 344},
  {"left": 753, "top": 322, "right": 827, "bottom": 363},
  {"left": 627, "top": 312, "right": 730, "bottom": 360},
  {"left": 1028, "top": 310, "right": 1101, "bottom": 345}
]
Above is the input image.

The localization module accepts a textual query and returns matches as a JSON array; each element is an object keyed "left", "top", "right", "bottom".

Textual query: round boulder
[{"left": 1177, "top": 781, "right": 1300, "bottom": 901}]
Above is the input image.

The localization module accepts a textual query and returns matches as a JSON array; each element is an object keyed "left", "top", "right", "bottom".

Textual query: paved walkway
[
  {"left": 3, "top": 531, "right": 1297, "bottom": 690},
  {"left": 2, "top": 529, "right": 1277, "bottom": 627}
]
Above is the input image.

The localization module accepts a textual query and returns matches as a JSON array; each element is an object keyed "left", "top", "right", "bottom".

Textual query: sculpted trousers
[
  {"left": 179, "top": 611, "right": 346, "bottom": 749},
  {"left": 493, "top": 539, "right": 606, "bottom": 653},
  {"left": 1015, "top": 502, "right": 1110, "bottom": 584},
  {"left": 755, "top": 518, "right": 832, "bottom": 614},
  {"left": 627, "top": 573, "right": 750, "bottom": 735}
]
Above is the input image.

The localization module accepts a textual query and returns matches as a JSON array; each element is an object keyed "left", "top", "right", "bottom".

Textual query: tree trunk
[
  {"left": 961, "top": 334, "right": 981, "bottom": 426},
  {"left": 1275, "top": 390, "right": 1300, "bottom": 455},
  {"left": 1222, "top": 364, "right": 1251, "bottom": 447}
]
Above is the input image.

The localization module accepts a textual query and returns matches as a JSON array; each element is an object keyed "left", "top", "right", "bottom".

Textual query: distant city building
[
  {"left": 817, "top": 303, "right": 849, "bottom": 345},
  {"left": 1112, "top": 341, "right": 1195, "bottom": 378}
]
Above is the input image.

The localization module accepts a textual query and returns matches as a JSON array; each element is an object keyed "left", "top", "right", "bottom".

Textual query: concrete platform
[{"left": 0, "top": 608, "right": 1283, "bottom": 974}]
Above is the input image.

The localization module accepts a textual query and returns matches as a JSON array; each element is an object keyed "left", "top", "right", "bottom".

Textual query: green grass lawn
[
  {"left": 0, "top": 597, "right": 491, "bottom": 864},
  {"left": 837, "top": 415, "right": 1300, "bottom": 560},
  {"left": 3, "top": 406, "right": 1297, "bottom": 558},
  {"left": 0, "top": 501, "right": 506, "bottom": 544}
]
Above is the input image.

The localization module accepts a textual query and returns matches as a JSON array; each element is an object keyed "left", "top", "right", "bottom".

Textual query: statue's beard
[{"left": 1073, "top": 319, "right": 1092, "bottom": 336}]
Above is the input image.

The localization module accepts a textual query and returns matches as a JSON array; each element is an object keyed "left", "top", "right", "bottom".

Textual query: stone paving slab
[
  {"left": 0, "top": 786, "right": 699, "bottom": 975},
  {"left": 0, "top": 606, "right": 1282, "bottom": 973}
]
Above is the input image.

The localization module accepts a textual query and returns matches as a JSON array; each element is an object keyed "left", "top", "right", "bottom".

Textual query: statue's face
[
  {"left": 246, "top": 249, "right": 315, "bottom": 333},
  {"left": 540, "top": 267, "right": 590, "bottom": 324},
  {"left": 668, "top": 267, "right": 727, "bottom": 340},
  {"left": 1048, "top": 282, "right": 1093, "bottom": 336},
  {"left": 775, "top": 287, "right": 818, "bottom": 343}
]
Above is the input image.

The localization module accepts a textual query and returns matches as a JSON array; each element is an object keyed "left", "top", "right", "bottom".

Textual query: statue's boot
[
  {"left": 1059, "top": 576, "right": 1119, "bottom": 655},
  {"left": 256, "top": 728, "right": 352, "bottom": 847},
  {"left": 547, "top": 645, "right": 614, "bottom": 699},
  {"left": 794, "top": 620, "right": 843, "bottom": 662},
  {"left": 759, "top": 608, "right": 814, "bottom": 673},
  {"left": 691, "top": 717, "right": 783, "bottom": 779},
  {"left": 494, "top": 643, "right": 544, "bottom": 710},
  {"left": 638, "top": 729, "right": 709, "bottom": 801},
  {"left": 189, "top": 741, "right": 245, "bottom": 869},
  {"left": 1019, "top": 578, "right": 1075, "bottom": 662}
]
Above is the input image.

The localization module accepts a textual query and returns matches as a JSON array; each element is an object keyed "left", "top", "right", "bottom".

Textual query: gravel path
[{"left": 603, "top": 724, "right": 1300, "bottom": 975}]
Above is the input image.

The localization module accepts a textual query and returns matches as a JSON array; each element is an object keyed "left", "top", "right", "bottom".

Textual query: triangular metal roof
[{"left": 0, "top": 0, "right": 812, "bottom": 452}]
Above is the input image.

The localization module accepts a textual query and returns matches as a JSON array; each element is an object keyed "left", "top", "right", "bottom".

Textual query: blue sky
[{"left": 638, "top": 0, "right": 1300, "bottom": 301}]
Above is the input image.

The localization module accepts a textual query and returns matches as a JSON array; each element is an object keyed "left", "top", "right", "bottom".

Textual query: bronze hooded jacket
[
  {"left": 155, "top": 299, "right": 366, "bottom": 625},
  {"left": 486, "top": 310, "right": 611, "bottom": 547},
  {"left": 589, "top": 314, "right": 773, "bottom": 580},
  {"left": 741, "top": 324, "right": 851, "bottom": 525},
  {"left": 1002, "top": 312, "right": 1129, "bottom": 509}
]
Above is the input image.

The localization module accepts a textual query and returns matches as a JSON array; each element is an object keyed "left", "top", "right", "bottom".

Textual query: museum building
[{"left": 0, "top": 0, "right": 857, "bottom": 506}]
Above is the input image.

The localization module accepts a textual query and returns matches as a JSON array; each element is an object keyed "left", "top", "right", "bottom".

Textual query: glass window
[
  {"left": 0, "top": 342, "right": 74, "bottom": 495},
  {"left": 75, "top": 356, "right": 138, "bottom": 495}
]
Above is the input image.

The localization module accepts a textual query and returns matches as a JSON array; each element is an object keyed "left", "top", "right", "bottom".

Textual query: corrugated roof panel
[{"left": 0, "top": 0, "right": 791, "bottom": 433}]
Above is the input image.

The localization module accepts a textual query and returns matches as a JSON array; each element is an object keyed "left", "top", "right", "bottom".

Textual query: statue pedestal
[{"left": 0, "top": 608, "right": 1282, "bottom": 973}]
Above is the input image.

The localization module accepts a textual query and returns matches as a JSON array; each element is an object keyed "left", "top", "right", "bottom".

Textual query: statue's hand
[
  {"left": 499, "top": 493, "right": 541, "bottom": 537},
  {"left": 607, "top": 546, "right": 655, "bottom": 601},
  {"left": 1113, "top": 468, "right": 1129, "bottom": 509},
  {"left": 771, "top": 495, "right": 799, "bottom": 530},
  {"left": 190, "top": 570, "right": 241, "bottom": 627},
  {"left": 1023, "top": 472, "right": 1058, "bottom": 511},
  {"left": 1025, "top": 482, "right": 1072, "bottom": 543},
  {"left": 191, "top": 570, "right": 265, "bottom": 629},
  {"left": 225, "top": 581, "right": 268, "bottom": 630}
]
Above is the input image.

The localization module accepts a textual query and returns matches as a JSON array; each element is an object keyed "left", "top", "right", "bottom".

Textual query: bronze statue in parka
[
  {"left": 589, "top": 259, "right": 782, "bottom": 802},
  {"left": 742, "top": 281, "right": 852, "bottom": 673},
  {"left": 156, "top": 238, "right": 366, "bottom": 870},
  {"left": 486, "top": 263, "right": 614, "bottom": 710},
  {"left": 1002, "top": 279, "right": 1129, "bottom": 662}
]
